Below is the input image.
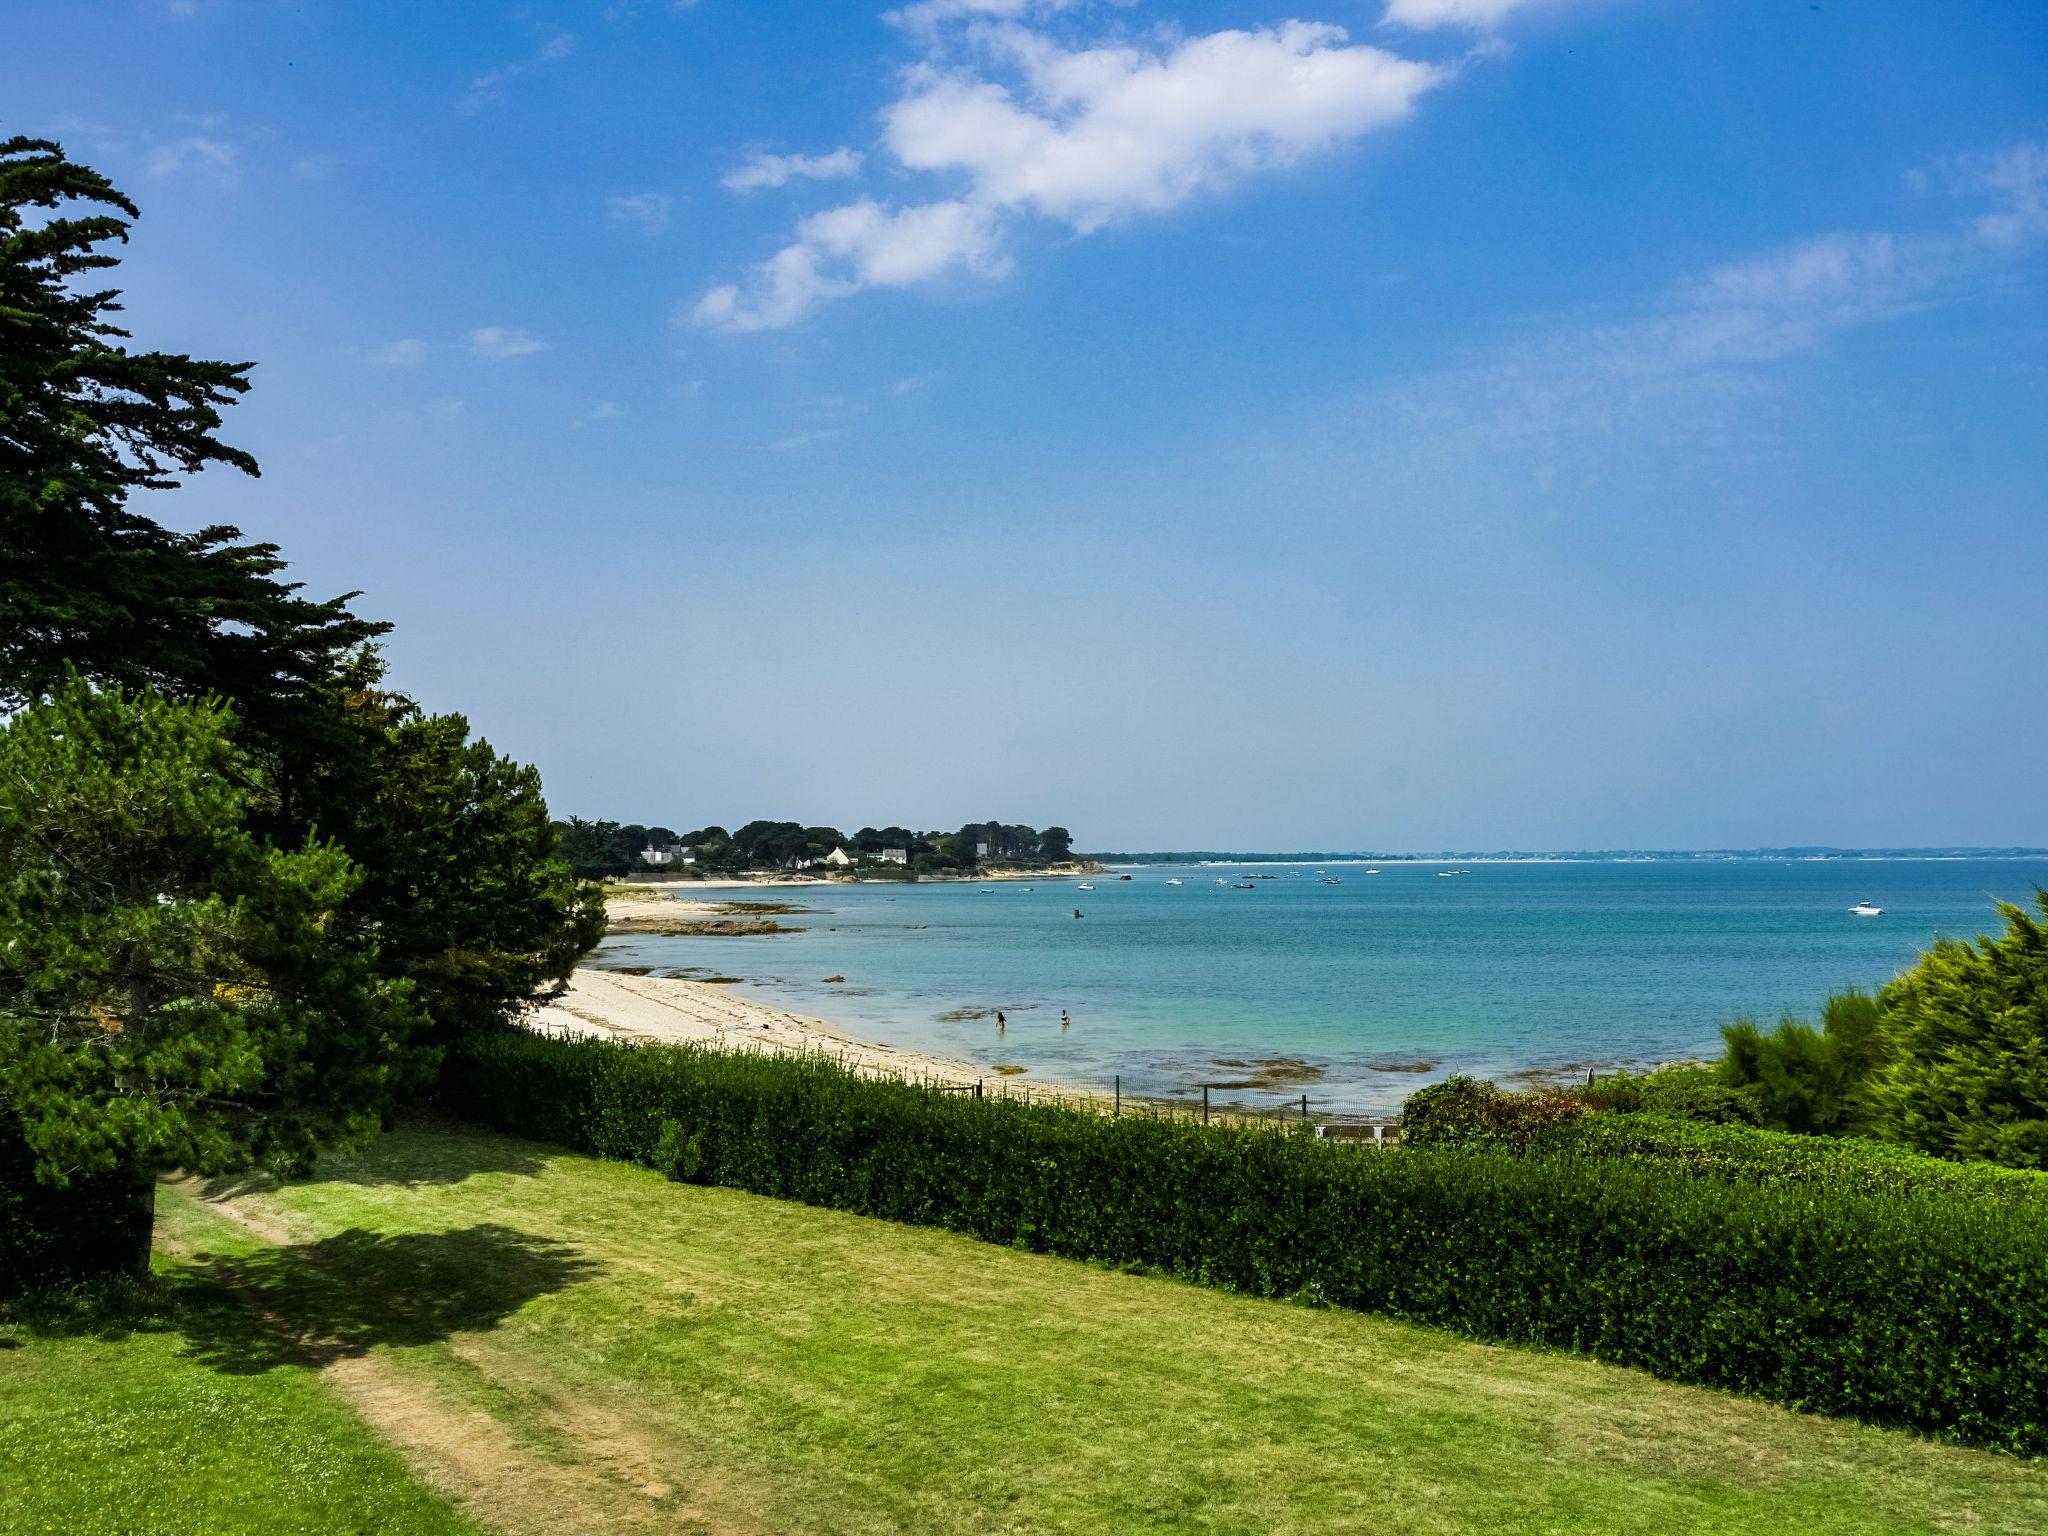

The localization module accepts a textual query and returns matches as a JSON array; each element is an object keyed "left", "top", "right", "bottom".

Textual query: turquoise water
[{"left": 593, "top": 860, "right": 2048, "bottom": 1116}]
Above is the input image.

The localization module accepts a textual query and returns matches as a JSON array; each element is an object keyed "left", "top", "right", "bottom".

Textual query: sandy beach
[{"left": 527, "top": 966, "right": 1106, "bottom": 1102}]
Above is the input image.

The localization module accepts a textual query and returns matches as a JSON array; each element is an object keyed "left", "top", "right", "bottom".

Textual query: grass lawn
[
  {"left": 8, "top": 1120, "right": 2048, "bottom": 1534},
  {"left": 0, "top": 1225, "right": 481, "bottom": 1536}
]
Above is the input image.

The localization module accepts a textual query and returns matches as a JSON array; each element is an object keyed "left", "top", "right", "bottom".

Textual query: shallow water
[{"left": 593, "top": 859, "right": 2047, "bottom": 1116}]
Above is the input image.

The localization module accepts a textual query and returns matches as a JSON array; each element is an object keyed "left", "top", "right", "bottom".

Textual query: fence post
[
  {"left": 975, "top": 1079, "right": 983, "bottom": 1101},
  {"left": 1203, "top": 1085, "right": 1210, "bottom": 1124},
  {"left": 1114, "top": 1074, "right": 1120, "bottom": 1117},
  {"left": 1300, "top": 1093, "right": 1308, "bottom": 1120}
]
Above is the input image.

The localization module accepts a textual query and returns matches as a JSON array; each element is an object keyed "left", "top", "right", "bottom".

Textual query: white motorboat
[
  {"left": 1365, "top": 868, "right": 1380, "bottom": 875},
  {"left": 1849, "top": 901, "right": 1884, "bottom": 917},
  {"left": 1077, "top": 882, "right": 1095, "bottom": 891},
  {"left": 1164, "top": 877, "right": 1183, "bottom": 886}
]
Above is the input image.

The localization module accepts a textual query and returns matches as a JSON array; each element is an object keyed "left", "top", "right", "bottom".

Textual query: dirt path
[{"left": 166, "top": 1179, "right": 763, "bottom": 1536}]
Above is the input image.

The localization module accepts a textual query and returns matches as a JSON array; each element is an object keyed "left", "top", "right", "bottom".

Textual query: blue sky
[{"left": 9, "top": 0, "right": 2047, "bottom": 849}]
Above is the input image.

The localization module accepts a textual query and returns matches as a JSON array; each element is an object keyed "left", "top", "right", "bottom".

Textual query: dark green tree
[
  {"left": 1868, "top": 894, "right": 2048, "bottom": 1168},
  {"left": 297, "top": 668, "right": 605, "bottom": 1050},
  {"left": 1040, "top": 826, "right": 1074, "bottom": 861},
  {"left": 0, "top": 137, "right": 385, "bottom": 722},
  {"left": 0, "top": 680, "right": 427, "bottom": 1273}
]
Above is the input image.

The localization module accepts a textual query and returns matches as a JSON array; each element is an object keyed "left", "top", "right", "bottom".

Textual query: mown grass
[
  {"left": 0, "top": 1216, "right": 481, "bottom": 1536},
  {"left": 20, "top": 1120, "right": 2035, "bottom": 1535}
]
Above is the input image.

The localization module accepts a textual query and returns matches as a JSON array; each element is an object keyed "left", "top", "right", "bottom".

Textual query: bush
[
  {"left": 1534, "top": 1113, "right": 2048, "bottom": 1204},
  {"left": 1400, "top": 1075, "right": 1588, "bottom": 1149},
  {"left": 1869, "top": 893, "right": 2048, "bottom": 1168},
  {"left": 1581, "top": 1064, "right": 1762, "bottom": 1125},
  {"left": 444, "top": 1032, "right": 2048, "bottom": 1454},
  {"left": 1721, "top": 990, "right": 1887, "bottom": 1137}
]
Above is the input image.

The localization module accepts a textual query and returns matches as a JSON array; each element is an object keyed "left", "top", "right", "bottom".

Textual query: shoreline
[{"left": 529, "top": 967, "right": 1112, "bottom": 1107}]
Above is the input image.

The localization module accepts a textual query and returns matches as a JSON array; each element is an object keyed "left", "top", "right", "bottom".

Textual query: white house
[
  {"left": 639, "top": 846, "right": 672, "bottom": 868},
  {"left": 878, "top": 847, "right": 909, "bottom": 866},
  {"left": 823, "top": 846, "right": 854, "bottom": 868}
]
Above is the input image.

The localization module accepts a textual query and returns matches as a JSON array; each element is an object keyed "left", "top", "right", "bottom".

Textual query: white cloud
[
  {"left": 1379, "top": 0, "right": 1565, "bottom": 30},
  {"left": 461, "top": 30, "right": 576, "bottom": 113},
  {"left": 1352, "top": 139, "right": 2048, "bottom": 491},
  {"left": 469, "top": 326, "right": 549, "bottom": 360},
  {"left": 141, "top": 136, "right": 237, "bottom": 177},
  {"left": 696, "top": 19, "right": 1442, "bottom": 330},
  {"left": 375, "top": 338, "right": 430, "bottom": 366},
  {"left": 694, "top": 198, "right": 1007, "bottom": 331},
  {"left": 607, "top": 192, "right": 674, "bottom": 230},
  {"left": 722, "top": 147, "right": 865, "bottom": 192}
]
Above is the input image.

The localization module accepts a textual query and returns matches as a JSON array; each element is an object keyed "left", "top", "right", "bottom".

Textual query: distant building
[
  {"left": 639, "top": 846, "right": 672, "bottom": 868},
  {"left": 878, "top": 847, "right": 909, "bottom": 866},
  {"left": 975, "top": 840, "right": 991, "bottom": 859},
  {"left": 823, "top": 846, "right": 853, "bottom": 868}
]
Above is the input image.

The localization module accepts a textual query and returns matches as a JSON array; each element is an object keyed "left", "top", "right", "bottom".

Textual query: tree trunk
[{"left": 116, "top": 1165, "right": 157, "bottom": 1278}]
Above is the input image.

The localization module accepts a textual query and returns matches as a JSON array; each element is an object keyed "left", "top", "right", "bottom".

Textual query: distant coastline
[{"left": 1089, "top": 847, "right": 2048, "bottom": 865}]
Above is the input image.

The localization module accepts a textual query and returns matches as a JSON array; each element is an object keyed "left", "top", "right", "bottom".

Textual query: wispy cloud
[
  {"left": 607, "top": 192, "right": 674, "bottom": 231},
  {"left": 461, "top": 29, "right": 576, "bottom": 114},
  {"left": 1345, "top": 139, "right": 2048, "bottom": 495},
  {"left": 374, "top": 338, "right": 430, "bottom": 366},
  {"left": 141, "top": 135, "right": 238, "bottom": 178},
  {"left": 575, "top": 400, "right": 626, "bottom": 428},
  {"left": 1379, "top": 0, "right": 1574, "bottom": 30},
  {"left": 770, "top": 427, "right": 845, "bottom": 451},
  {"left": 721, "top": 146, "right": 866, "bottom": 193},
  {"left": 695, "top": 16, "right": 1443, "bottom": 331},
  {"left": 469, "top": 326, "right": 549, "bottom": 360}
]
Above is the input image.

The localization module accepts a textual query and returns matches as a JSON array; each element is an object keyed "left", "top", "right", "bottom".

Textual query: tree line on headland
[
  {"left": 554, "top": 817, "right": 1079, "bottom": 879},
  {"left": 0, "top": 139, "right": 601, "bottom": 1282}
]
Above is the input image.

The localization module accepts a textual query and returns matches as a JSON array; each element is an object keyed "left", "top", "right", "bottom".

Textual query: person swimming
[
  {"left": 996, "top": 1010, "right": 1006, "bottom": 1032},
  {"left": 1060, "top": 1009, "right": 1071, "bottom": 1029}
]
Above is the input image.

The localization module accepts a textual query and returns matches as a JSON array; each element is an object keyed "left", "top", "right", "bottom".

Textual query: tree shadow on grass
[
  {"left": 171, "top": 1223, "right": 598, "bottom": 1374},
  {"left": 198, "top": 1114, "right": 555, "bottom": 1200}
]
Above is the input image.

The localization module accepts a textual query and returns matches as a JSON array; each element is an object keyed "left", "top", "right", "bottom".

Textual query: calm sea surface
[{"left": 592, "top": 859, "right": 2048, "bottom": 1116}]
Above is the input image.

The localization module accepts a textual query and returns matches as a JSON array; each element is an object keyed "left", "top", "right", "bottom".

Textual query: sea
[{"left": 591, "top": 858, "right": 2048, "bottom": 1117}]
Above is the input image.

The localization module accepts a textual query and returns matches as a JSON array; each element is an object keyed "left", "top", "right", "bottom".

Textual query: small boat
[
  {"left": 1231, "top": 881, "right": 1257, "bottom": 890},
  {"left": 1214, "top": 877, "right": 1228, "bottom": 885},
  {"left": 1365, "top": 868, "right": 1380, "bottom": 875},
  {"left": 1436, "top": 870, "right": 1457, "bottom": 878},
  {"left": 1077, "top": 883, "right": 1095, "bottom": 891},
  {"left": 981, "top": 887, "right": 995, "bottom": 893},
  {"left": 1320, "top": 876, "right": 1340, "bottom": 885},
  {"left": 1849, "top": 901, "right": 1884, "bottom": 917},
  {"left": 1164, "top": 877, "right": 1183, "bottom": 886}
]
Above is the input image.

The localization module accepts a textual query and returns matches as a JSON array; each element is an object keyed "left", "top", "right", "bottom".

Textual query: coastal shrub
[
  {"left": 1580, "top": 1064, "right": 1762, "bottom": 1125},
  {"left": 1400, "top": 1075, "right": 1588, "bottom": 1150},
  {"left": 443, "top": 1032, "right": 2048, "bottom": 1454},
  {"left": 1866, "top": 893, "right": 2048, "bottom": 1168},
  {"left": 1720, "top": 990, "right": 1888, "bottom": 1137}
]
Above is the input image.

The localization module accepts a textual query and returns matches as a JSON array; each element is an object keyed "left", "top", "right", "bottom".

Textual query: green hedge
[
  {"left": 1539, "top": 1113, "right": 2048, "bottom": 1205},
  {"left": 444, "top": 1032, "right": 2048, "bottom": 1454}
]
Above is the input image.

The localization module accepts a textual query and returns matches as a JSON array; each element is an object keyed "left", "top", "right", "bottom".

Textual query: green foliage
[
  {"left": 1720, "top": 990, "right": 1887, "bottom": 1136},
  {"left": 298, "top": 670, "right": 604, "bottom": 1048},
  {"left": 1580, "top": 1063, "right": 1762, "bottom": 1124},
  {"left": 444, "top": 1032, "right": 2048, "bottom": 1453},
  {"left": 1400, "top": 1074, "right": 1589, "bottom": 1149},
  {"left": 0, "top": 681, "right": 426, "bottom": 1232},
  {"left": 1869, "top": 892, "right": 2048, "bottom": 1168},
  {"left": 1534, "top": 1112, "right": 2048, "bottom": 1203},
  {"left": 0, "top": 137, "right": 385, "bottom": 720}
]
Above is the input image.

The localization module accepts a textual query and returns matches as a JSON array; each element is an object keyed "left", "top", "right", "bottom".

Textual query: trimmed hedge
[
  {"left": 445, "top": 1032, "right": 2048, "bottom": 1454},
  {"left": 1540, "top": 1113, "right": 2048, "bottom": 1205}
]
